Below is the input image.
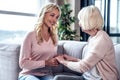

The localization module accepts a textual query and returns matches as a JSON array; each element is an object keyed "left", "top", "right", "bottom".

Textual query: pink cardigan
[{"left": 67, "top": 30, "right": 118, "bottom": 80}]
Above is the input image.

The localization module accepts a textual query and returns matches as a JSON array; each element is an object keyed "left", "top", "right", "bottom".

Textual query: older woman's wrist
[{"left": 61, "top": 60, "right": 68, "bottom": 66}]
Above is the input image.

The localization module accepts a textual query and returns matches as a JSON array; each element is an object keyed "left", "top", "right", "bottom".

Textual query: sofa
[{"left": 0, "top": 40, "right": 120, "bottom": 80}]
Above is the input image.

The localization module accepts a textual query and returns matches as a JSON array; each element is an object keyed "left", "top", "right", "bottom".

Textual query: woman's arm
[
  {"left": 19, "top": 32, "right": 45, "bottom": 70},
  {"left": 63, "top": 54, "right": 80, "bottom": 62},
  {"left": 56, "top": 55, "right": 81, "bottom": 73}
]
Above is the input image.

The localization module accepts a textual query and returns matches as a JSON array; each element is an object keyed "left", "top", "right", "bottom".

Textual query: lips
[{"left": 50, "top": 21, "right": 55, "bottom": 26}]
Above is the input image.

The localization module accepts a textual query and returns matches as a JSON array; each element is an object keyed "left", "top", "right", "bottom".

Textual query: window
[
  {"left": 95, "top": 0, "right": 120, "bottom": 43},
  {"left": 0, "top": 0, "right": 50, "bottom": 44}
]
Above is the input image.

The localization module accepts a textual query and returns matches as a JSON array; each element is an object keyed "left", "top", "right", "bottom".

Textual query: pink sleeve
[{"left": 19, "top": 32, "right": 45, "bottom": 70}]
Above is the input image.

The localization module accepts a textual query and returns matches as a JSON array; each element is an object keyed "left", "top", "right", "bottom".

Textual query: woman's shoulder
[
  {"left": 96, "top": 30, "right": 109, "bottom": 39},
  {"left": 96, "top": 30, "right": 113, "bottom": 44},
  {"left": 26, "top": 30, "right": 36, "bottom": 36},
  {"left": 24, "top": 30, "right": 36, "bottom": 39}
]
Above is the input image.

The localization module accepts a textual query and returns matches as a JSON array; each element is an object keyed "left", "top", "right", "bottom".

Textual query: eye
[
  {"left": 56, "top": 16, "right": 59, "bottom": 19},
  {"left": 50, "top": 13, "right": 59, "bottom": 20},
  {"left": 50, "top": 13, "right": 55, "bottom": 17}
]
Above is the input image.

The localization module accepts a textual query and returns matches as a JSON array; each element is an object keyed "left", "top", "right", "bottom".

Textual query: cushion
[
  {"left": 114, "top": 44, "right": 120, "bottom": 78},
  {"left": 0, "top": 44, "right": 20, "bottom": 80},
  {"left": 62, "top": 41, "right": 86, "bottom": 74},
  {"left": 63, "top": 41, "right": 86, "bottom": 59}
]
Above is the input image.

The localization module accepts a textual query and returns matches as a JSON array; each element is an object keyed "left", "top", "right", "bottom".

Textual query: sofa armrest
[
  {"left": 114, "top": 44, "right": 120, "bottom": 79},
  {"left": 0, "top": 44, "right": 21, "bottom": 80}
]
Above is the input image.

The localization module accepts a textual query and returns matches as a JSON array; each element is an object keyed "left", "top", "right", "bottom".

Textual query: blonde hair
[
  {"left": 77, "top": 5, "right": 104, "bottom": 30},
  {"left": 34, "top": 3, "right": 61, "bottom": 45}
]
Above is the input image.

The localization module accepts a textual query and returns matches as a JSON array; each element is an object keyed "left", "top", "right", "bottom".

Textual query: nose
[
  {"left": 53, "top": 17, "right": 57, "bottom": 23},
  {"left": 54, "top": 17, "right": 58, "bottom": 22}
]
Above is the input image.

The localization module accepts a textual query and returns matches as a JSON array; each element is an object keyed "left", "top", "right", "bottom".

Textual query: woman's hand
[
  {"left": 55, "top": 55, "right": 68, "bottom": 66},
  {"left": 63, "top": 54, "right": 79, "bottom": 62},
  {"left": 55, "top": 55, "right": 65, "bottom": 63},
  {"left": 45, "top": 58, "right": 59, "bottom": 67}
]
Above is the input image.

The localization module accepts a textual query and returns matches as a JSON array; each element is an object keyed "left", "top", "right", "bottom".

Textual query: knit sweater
[
  {"left": 67, "top": 30, "right": 118, "bottom": 80},
  {"left": 19, "top": 31, "right": 57, "bottom": 76}
]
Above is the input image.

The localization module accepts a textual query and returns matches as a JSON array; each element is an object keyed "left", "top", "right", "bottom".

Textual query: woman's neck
[
  {"left": 41, "top": 25, "right": 50, "bottom": 41},
  {"left": 85, "top": 29, "right": 99, "bottom": 37},
  {"left": 42, "top": 24, "right": 50, "bottom": 33}
]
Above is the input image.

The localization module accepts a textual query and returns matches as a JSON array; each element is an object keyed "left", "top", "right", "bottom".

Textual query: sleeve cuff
[{"left": 67, "top": 62, "right": 80, "bottom": 73}]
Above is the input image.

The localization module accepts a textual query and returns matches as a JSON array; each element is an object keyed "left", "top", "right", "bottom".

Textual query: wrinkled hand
[
  {"left": 54, "top": 54, "right": 63, "bottom": 57},
  {"left": 55, "top": 55, "right": 66, "bottom": 64},
  {"left": 45, "top": 58, "right": 59, "bottom": 67},
  {"left": 63, "top": 54, "right": 78, "bottom": 62},
  {"left": 55, "top": 55, "right": 69, "bottom": 66}
]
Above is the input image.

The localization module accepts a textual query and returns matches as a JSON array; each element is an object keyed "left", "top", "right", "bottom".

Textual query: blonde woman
[
  {"left": 54, "top": 5, "right": 119, "bottom": 80},
  {"left": 19, "top": 3, "right": 61, "bottom": 80}
]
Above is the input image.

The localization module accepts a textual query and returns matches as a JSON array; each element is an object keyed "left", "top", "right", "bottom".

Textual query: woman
[
  {"left": 18, "top": 3, "right": 61, "bottom": 80},
  {"left": 54, "top": 5, "right": 118, "bottom": 80}
]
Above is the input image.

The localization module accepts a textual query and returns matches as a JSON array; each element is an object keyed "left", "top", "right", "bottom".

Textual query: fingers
[
  {"left": 55, "top": 55, "right": 65, "bottom": 64},
  {"left": 54, "top": 54, "right": 63, "bottom": 57},
  {"left": 51, "top": 58, "right": 59, "bottom": 66},
  {"left": 45, "top": 58, "right": 59, "bottom": 66}
]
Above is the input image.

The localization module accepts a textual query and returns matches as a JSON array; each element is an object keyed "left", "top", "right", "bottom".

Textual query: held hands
[
  {"left": 63, "top": 54, "right": 79, "bottom": 62},
  {"left": 55, "top": 55, "right": 68, "bottom": 66},
  {"left": 45, "top": 58, "right": 59, "bottom": 67},
  {"left": 45, "top": 54, "right": 79, "bottom": 67},
  {"left": 55, "top": 55, "right": 65, "bottom": 64},
  {"left": 55, "top": 54, "right": 79, "bottom": 65},
  {"left": 45, "top": 54, "right": 63, "bottom": 67}
]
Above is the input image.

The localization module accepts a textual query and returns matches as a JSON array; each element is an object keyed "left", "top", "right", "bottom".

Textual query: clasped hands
[{"left": 45, "top": 54, "right": 78, "bottom": 67}]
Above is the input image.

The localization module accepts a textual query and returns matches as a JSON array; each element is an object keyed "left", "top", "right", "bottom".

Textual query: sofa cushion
[
  {"left": 62, "top": 41, "right": 86, "bottom": 74},
  {"left": 51, "top": 64, "right": 63, "bottom": 73},
  {"left": 57, "top": 40, "right": 66, "bottom": 54},
  {"left": 114, "top": 44, "right": 120, "bottom": 78},
  {"left": 0, "top": 44, "right": 20, "bottom": 80},
  {"left": 63, "top": 41, "right": 86, "bottom": 59}
]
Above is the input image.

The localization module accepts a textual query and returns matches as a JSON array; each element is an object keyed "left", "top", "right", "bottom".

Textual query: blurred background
[{"left": 0, "top": 0, "right": 120, "bottom": 44}]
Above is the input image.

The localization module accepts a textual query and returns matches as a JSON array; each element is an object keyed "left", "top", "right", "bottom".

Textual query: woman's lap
[{"left": 19, "top": 75, "right": 54, "bottom": 80}]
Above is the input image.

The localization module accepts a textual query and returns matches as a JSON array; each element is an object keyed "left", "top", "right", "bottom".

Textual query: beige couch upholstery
[{"left": 0, "top": 40, "right": 119, "bottom": 80}]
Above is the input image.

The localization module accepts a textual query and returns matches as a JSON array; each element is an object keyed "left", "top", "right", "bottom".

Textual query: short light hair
[{"left": 78, "top": 5, "right": 104, "bottom": 30}]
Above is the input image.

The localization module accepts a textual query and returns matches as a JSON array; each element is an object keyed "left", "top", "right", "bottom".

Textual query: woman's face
[{"left": 44, "top": 9, "right": 60, "bottom": 28}]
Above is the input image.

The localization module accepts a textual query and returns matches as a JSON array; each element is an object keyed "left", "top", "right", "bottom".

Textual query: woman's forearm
[{"left": 66, "top": 61, "right": 81, "bottom": 73}]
